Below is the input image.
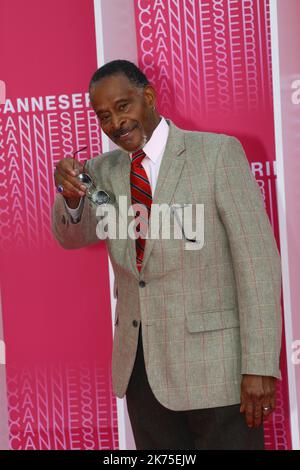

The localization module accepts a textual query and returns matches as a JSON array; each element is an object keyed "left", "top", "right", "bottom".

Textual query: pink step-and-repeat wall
[
  {"left": 0, "top": 0, "right": 117, "bottom": 450},
  {"left": 271, "top": 0, "right": 300, "bottom": 449},
  {"left": 0, "top": 0, "right": 297, "bottom": 450}
]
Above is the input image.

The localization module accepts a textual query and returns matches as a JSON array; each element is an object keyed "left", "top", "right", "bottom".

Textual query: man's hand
[
  {"left": 240, "top": 375, "right": 276, "bottom": 428},
  {"left": 54, "top": 158, "right": 86, "bottom": 208}
]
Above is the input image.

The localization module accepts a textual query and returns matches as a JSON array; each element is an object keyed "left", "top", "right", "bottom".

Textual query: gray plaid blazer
[{"left": 52, "top": 119, "right": 282, "bottom": 411}]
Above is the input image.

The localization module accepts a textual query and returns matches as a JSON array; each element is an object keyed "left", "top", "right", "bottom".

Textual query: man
[{"left": 52, "top": 60, "right": 282, "bottom": 450}]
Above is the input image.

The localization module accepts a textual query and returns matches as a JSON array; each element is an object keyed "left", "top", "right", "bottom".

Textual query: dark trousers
[{"left": 126, "top": 326, "right": 264, "bottom": 450}]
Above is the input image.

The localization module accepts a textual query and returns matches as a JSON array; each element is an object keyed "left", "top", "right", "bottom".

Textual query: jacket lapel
[
  {"left": 109, "top": 151, "right": 139, "bottom": 278},
  {"left": 141, "top": 120, "right": 186, "bottom": 274},
  {"left": 111, "top": 119, "right": 186, "bottom": 278}
]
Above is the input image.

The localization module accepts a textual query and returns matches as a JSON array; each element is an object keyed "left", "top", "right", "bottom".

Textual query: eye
[
  {"left": 119, "top": 102, "right": 129, "bottom": 111},
  {"left": 99, "top": 115, "right": 110, "bottom": 123}
]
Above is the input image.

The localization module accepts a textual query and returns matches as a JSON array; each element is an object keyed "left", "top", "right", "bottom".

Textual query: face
[{"left": 89, "top": 73, "right": 160, "bottom": 153}]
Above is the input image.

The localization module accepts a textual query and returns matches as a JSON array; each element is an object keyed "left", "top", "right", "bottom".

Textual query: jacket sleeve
[
  {"left": 215, "top": 136, "right": 282, "bottom": 379},
  {"left": 51, "top": 159, "right": 100, "bottom": 250}
]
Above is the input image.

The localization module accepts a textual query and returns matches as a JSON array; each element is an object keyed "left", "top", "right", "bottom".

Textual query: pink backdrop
[
  {"left": 0, "top": 0, "right": 292, "bottom": 449},
  {"left": 0, "top": 0, "right": 118, "bottom": 450},
  {"left": 274, "top": 0, "right": 300, "bottom": 447}
]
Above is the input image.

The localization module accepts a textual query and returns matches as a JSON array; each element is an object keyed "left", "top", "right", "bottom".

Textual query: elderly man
[{"left": 52, "top": 60, "right": 282, "bottom": 450}]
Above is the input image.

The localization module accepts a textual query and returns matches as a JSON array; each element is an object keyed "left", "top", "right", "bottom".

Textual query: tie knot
[{"left": 131, "top": 149, "right": 146, "bottom": 167}]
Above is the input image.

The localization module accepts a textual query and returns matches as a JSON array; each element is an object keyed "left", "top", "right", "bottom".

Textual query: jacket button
[
  {"left": 139, "top": 280, "right": 146, "bottom": 288},
  {"left": 132, "top": 320, "right": 139, "bottom": 327}
]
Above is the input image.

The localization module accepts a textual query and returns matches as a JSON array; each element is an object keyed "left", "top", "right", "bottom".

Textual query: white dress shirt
[{"left": 66, "top": 116, "right": 170, "bottom": 222}]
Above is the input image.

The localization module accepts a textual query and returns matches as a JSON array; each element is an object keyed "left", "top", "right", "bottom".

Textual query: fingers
[
  {"left": 56, "top": 175, "right": 86, "bottom": 198},
  {"left": 240, "top": 375, "right": 277, "bottom": 428},
  {"left": 241, "top": 396, "right": 264, "bottom": 428},
  {"left": 253, "top": 400, "right": 263, "bottom": 427},
  {"left": 262, "top": 376, "right": 277, "bottom": 418},
  {"left": 54, "top": 157, "right": 87, "bottom": 198},
  {"left": 245, "top": 400, "right": 263, "bottom": 428},
  {"left": 241, "top": 397, "right": 264, "bottom": 428},
  {"left": 244, "top": 401, "right": 254, "bottom": 428},
  {"left": 243, "top": 399, "right": 274, "bottom": 427},
  {"left": 55, "top": 169, "right": 86, "bottom": 198}
]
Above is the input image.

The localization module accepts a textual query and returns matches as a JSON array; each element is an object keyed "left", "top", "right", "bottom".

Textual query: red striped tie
[{"left": 130, "top": 149, "right": 152, "bottom": 271}]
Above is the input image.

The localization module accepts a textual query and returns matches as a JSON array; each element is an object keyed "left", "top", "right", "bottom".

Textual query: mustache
[{"left": 114, "top": 123, "right": 138, "bottom": 139}]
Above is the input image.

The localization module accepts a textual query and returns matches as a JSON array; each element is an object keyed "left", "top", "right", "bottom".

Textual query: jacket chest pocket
[{"left": 171, "top": 203, "right": 204, "bottom": 249}]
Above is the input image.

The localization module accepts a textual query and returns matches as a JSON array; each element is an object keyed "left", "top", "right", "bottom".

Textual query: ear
[{"left": 143, "top": 84, "right": 156, "bottom": 108}]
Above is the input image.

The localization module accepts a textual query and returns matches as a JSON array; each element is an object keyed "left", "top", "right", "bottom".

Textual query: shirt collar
[{"left": 130, "top": 116, "right": 169, "bottom": 164}]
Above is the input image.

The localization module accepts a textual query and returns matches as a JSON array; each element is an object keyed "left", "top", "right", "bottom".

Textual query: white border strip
[
  {"left": 93, "top": 0, "right": 127, "bottom": 451},
  {"left": 270, "top": 0, "right": 300, "bottom": 450}
]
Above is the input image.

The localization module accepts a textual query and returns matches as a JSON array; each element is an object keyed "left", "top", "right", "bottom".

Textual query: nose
[{"left": 111, "top": 114, "right": 126, "bottom": 135}]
